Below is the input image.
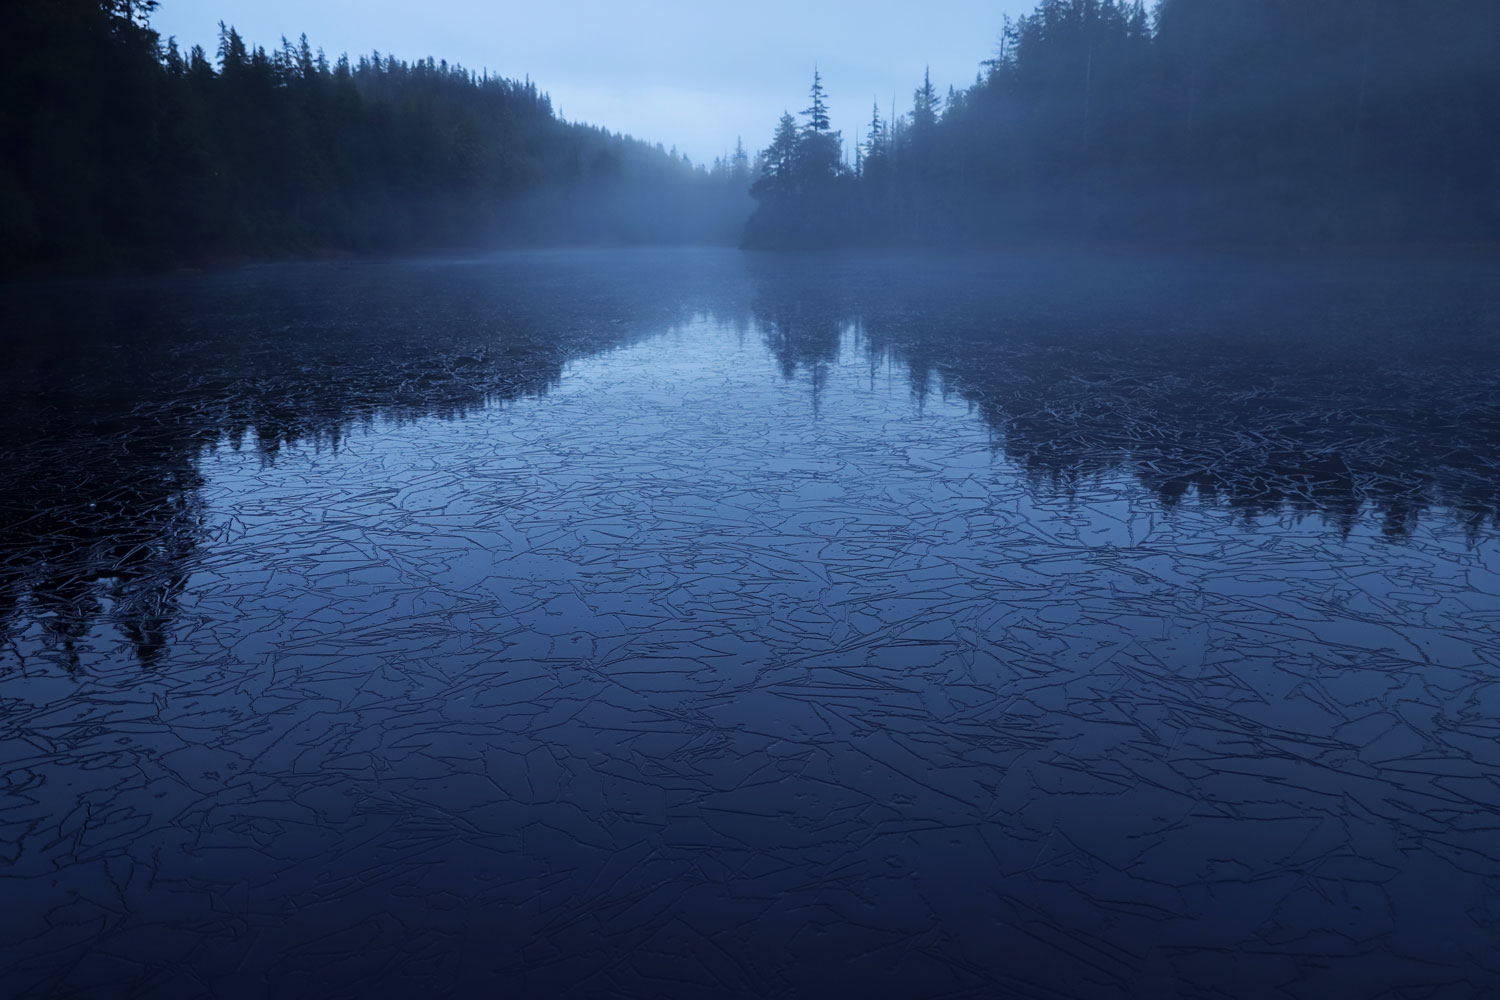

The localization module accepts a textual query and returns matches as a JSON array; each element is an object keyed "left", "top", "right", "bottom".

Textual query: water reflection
[
  {"left": 750, "top": 250, "right": 1500, "bottom": 538},
  {"left": 0, "top": 252, "right": 746, "bottom": 664},
  {"left": 2, "top": 248, "right": 1498, "bottom": 667},
  {"left": 4, "top": 249, "right": 1500, "bottom": 997}
]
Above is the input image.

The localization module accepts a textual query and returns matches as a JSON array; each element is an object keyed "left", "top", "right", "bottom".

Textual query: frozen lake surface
[{"left": 3, "top": 248, "right": 1500, "bottom": 998}]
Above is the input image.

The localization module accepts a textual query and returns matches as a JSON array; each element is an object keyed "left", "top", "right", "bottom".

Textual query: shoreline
[{"left": 5, "top": 238, "right": 1498, "bottom": 286}]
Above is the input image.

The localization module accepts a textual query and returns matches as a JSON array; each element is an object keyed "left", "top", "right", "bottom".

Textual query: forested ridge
[
  {"left": 0, "top": 1, "right": 753, "bottom": 275},
  {"left": 4, "top": 0, "right": 1499, "bottom": 275},
  {"left": 747, "top": 0, "right": 1500, "bottom": 247}
]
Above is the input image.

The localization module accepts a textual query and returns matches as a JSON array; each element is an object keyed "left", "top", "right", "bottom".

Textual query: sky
[{"left": 151, "top": 0, "right": 1035, "bottom": 167}]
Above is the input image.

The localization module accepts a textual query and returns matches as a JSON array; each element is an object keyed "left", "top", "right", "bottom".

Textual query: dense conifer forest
[
  {"left": 4, "top": 0, "right": 1498, "bottom": 274},
  {"left": 747, "top": 0, "right": 1500, "bottom": 247},
  {"left": 0, "top": 1, "right": 753, "bottom": 274}
]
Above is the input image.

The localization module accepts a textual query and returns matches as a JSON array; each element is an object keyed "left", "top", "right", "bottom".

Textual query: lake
[{"left": 3, "top": 248, "right": 1499, "bottom": 998}]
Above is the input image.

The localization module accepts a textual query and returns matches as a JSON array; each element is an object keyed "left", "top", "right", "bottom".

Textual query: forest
[
  {"left": 747, "top": 0, "right": 1500, "bottom": 247},
  {"left": 3, "top": 0, "right": 1498, "bottom": 274},
  {"left": 0, "top": 0, "right": 754, "bottom": 274}
]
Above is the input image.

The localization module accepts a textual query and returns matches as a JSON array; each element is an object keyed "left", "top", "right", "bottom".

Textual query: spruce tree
[
  {"left": 911, "top": 67, "right": 938, "bottom": 133},
  {"left": 803, "top": 70, "right": 831, "bottom": 133}
]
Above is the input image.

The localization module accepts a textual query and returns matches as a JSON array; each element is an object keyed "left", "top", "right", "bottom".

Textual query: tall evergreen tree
[
  {"left": 863, "top": 100, "right": 886, "bottom": 163},
  {"left": 762, "top": 112, "right": 801, "bottom": 184},
  {"left": 910, "top": 68, "right": 939, "bottom": 134},
  {"left": 803, "top": 70, "right": 831, "bottom": 133}
]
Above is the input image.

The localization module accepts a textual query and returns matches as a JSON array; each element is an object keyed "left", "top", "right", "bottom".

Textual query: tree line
[
  {"left": 746, "top": 0, "right": 1500, "bottom": 247},
  {"left": 5, "top": 0, "right": 1498, "bottom": 274},
  {"left": 0, "top": 1, "right": 753, "bottom": 275}
]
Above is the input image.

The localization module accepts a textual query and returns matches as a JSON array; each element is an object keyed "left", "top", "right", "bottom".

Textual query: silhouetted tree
[
  {"left": 0, "top": 2, "right": 752, "bottom": 275},
  {"left": 910, "top": 68, "right": 939, "bottom": 135},
  {"left": 803, "top": 70, "right": 832, "bottom": 134},
  {"left": 761, "top": 113, "right": 801, "bottom": 185},
  {"left": 863, "top": 102, "right": 886, "bottom": 161},
  {"left": 745, "top": 74, "right": 854, "bottom": 247},
  {"left": 743, "top": 0, "right": 1500, "bottom": 248}
]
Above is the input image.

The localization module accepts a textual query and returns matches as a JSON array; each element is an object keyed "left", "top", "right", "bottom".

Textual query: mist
[
  {"left": 147, "top": 0, "right": 1037, "bottom": 166},
  {"left": 3, "top": 3, "right": 1500, "bottom": 999}
]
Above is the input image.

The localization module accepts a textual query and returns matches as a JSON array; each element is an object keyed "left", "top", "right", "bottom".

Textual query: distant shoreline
[{"left": 7, "top": 238, "right": 1499, "bottom": 287}]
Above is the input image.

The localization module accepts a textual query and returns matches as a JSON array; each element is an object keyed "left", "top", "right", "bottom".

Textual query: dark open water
[{"left": 3, "top": 248, "right": 1499, "bottom": 998}]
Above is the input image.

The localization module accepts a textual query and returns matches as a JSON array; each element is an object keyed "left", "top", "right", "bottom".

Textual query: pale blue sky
[{"left": 151, "top": 0, "right": 1034, "bottom": 166}]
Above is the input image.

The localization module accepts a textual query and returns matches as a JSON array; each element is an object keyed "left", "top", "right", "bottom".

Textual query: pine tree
[
  {"left": 911, "top": 67, "right": 939, "bottom": 133},
  {"left": 803, "top": 70, "right": 831, "bottom": 133},
  {"left": 863, "top": 100, "right": 885, "bottom": 162},
  {"left": 731, "top": 137, "right": 750, "bottom": 183},
  {"left": 763, "top": 112, "right": 801, "bottom": 182}
]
